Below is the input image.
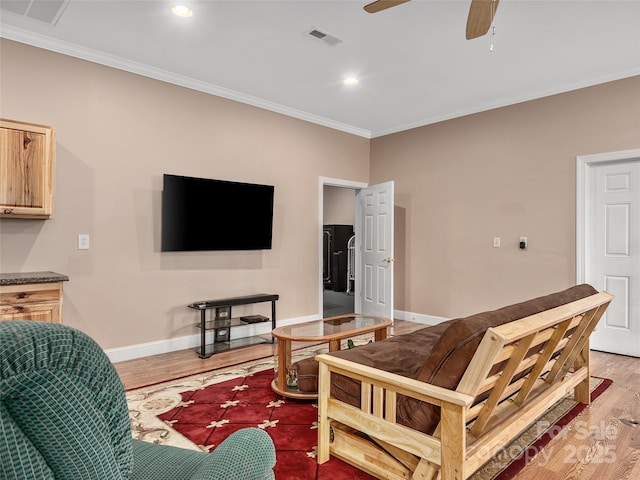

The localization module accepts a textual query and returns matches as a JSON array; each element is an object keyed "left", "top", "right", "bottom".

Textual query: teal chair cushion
[
  {"left": 0, "top": 401, "right": 54, "bottom": 479},
  {"left": 0, "top": 321, "right": 276, "bottom": 480},
  {"left": 1, "top": 320, "right": 132, "bottom": 479},
  {"left": 2, "top": 370, "right": 127, "bottom": 479},
  {"left": 131, "top": 428, "right": 277, "bottom": 480}
]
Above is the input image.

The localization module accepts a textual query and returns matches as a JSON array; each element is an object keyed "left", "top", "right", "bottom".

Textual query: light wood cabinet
[
  {"left": 0, "top": 274, "right": 68, "bottom": 324},
  {"left": 0, "top": 118, "right": 55, "bottom": 219}
]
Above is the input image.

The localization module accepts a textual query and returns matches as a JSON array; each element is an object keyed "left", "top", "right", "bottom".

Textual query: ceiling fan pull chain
[
  {"left": 489, "top": 0, "right": 497, "bottom": 52},
  {"left": 490, "top": 25, "right": 496, "bottom": 52}
]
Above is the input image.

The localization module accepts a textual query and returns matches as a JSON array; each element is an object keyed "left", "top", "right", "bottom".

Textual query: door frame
[
  {"left": 318, "top": 177, "right": 367, "bottom": 317},
  {"left": 576, "top": 148, "right": 640, "bottom": 283}
]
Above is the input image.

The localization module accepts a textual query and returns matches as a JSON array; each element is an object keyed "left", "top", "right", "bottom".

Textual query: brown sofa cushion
[
  {"left": 328, "top": 284, "right": 598, "bottom": 435},
  {"left": 328, "top": 320, "right": 453, "bottom": 406},
  {"left": 293, "top": 323, "right": 453, "bottom": 393}
]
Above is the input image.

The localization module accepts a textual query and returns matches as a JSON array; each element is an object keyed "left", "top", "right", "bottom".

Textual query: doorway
[
  {"left": 322, "top": 184, "right": 357, "bottom": 318},
  {"left": 318, "top": 177, "right": 395, "bottom": 320},
  {"left": 577, "top": 149, "right": 640, "bottom": 357}
]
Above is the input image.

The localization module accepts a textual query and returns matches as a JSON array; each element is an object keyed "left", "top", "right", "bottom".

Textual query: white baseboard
[
  {"left": 105, "top": 314, "right": 317, "bottom": 363},
  {"left": 394, "top": 309, "right": 449, "bottom": 326},
  {"left": 105, "top": 311, "right": 447, "bottom": 363},
  {"left": 105, "top": 333, "right": 202, "bottom": 363}
]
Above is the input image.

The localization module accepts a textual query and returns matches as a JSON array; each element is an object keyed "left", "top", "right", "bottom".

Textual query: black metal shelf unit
[{"left": 188, "top": 293, "right": 279, "bottom": 358}]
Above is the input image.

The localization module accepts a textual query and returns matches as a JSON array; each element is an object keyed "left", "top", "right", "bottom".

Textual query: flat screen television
[{"left": 161, "top": 174, "right": 274, "bottom": 252}]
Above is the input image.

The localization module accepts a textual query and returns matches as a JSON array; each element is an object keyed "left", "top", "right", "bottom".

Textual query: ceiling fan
[{"left": 363, "top": 0, "right": 500, "bottom": 40}]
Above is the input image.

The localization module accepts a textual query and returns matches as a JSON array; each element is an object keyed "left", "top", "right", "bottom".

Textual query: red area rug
[
  {"left": 158, "top": 368, "right": 369, "bottom": 479},
  {"left": 127, "top": 363, "right": 611, "bottom": 480}
]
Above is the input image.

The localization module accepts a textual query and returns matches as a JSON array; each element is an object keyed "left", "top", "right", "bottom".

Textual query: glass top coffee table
[{"left": 271, "top": 314, "right": 392, "bottom": 399}]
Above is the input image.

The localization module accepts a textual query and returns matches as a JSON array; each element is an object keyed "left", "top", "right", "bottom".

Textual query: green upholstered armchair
[{"left": 0, "top": 321, "right": 276, "bottom": 480}]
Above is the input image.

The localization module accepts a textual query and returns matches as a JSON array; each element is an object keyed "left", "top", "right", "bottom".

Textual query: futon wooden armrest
[{"left": 315, "top": 353, "right": 474, "bottom": 408}]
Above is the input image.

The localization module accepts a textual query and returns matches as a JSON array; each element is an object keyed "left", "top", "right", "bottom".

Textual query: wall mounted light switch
[{"left": 78, "top": 234, "right": 90, "bottom": 250}]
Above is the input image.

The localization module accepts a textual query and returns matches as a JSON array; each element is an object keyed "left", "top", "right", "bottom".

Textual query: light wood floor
[
  {"left": 114, "top": 320, "right": 640, "bottom": 479},
  {"left": 115, "top": 320, "right": 425, "bottom": 390}
]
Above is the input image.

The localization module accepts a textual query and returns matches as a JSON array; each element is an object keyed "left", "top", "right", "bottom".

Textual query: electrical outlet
[
  {"left": 78, "top": 234, "right": 90, "bottom": 250},
  {"left": 519, "top": 237, "right": 528, "bottom": 249}
]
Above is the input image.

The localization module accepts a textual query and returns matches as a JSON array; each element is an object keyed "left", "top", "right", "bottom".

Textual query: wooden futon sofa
[{"left": 315, "top": 284, "right": 612, "bottom": 480}]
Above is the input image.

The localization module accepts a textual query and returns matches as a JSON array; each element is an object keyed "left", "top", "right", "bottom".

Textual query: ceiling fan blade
[
  {"left": 466, "top": 0, "right": 500, "bottom": 40},
  {"left": 363, "top": 0, "right": 410, "bottom": 14}
]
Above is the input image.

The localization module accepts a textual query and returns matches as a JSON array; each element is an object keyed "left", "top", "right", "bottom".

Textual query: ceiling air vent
[
  {"left": 1, "top": 0, "right": 70, "bottom": 25},
  {"left": 306, "top": 27, "right": 343, "bottom": 47}
]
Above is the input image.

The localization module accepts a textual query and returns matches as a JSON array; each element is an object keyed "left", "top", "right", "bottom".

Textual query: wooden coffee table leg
[
  {"left": 328, "top": 339, "right": 341, "bottom": 352},
  {"left": 375, "top": 326, "right": 388, "bottom": 342},
  {"left": 276, "top": 338, "right": 290, "bottom": 390}
]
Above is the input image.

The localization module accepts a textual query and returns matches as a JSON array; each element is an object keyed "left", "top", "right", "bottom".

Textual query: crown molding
[
  {"left": 371, "top": 68, "right": 640, "bottom": 138},
  {"left": 0, "top": 24, "right": 372, "bottom": 139}
]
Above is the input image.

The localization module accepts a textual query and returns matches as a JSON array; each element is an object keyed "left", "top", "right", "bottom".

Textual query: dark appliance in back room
[{"left": 322, "top": 224, "right": 353, "bottom": 292}]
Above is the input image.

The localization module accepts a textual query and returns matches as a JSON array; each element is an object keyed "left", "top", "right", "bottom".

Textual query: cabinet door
[
  {"left": 0, "top": 302, "right": 61, "bottom": 323},
  {"left": 0, "top": 119, "right": 55, "bottom": 219}
]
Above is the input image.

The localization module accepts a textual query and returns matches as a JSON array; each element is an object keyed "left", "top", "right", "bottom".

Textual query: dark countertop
[{"left": 0, "top": 271, "right": 69, "bottom": 286}]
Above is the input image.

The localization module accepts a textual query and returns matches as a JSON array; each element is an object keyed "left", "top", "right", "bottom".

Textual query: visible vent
[
  {"left": 1, "top": 0, "right": 69, "bottom": 25},
  {"left": 308, "top": 29, "right": 327, "bottom": 40},
  {"left": 306, "top": 27, "right": 343, "bottom": 46}
]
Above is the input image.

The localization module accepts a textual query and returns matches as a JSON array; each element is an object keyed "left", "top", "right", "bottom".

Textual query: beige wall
[
  {"left": 2, "top": 38, "right": 638, "bottom": 352},
  {"left": 0, "top": 39, "right": 370, "bottom": 350},
  {"left": 371, "top": 76, "right": 640, "bottom": 318},
  {"left": 323, "top": 185, "right": 355, "bottom": 226}
]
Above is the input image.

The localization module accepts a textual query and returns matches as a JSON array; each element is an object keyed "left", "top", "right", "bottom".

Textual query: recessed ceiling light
[
  {"left": 344, "top": 77, "right": 359, "bottom": 86},
  {"left": 172, "top": 5, "right": 193, "bottom": 18}
]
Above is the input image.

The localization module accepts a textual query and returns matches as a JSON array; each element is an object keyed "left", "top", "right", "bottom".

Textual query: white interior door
[
  {"left": 354, "top": 181, "right": 394, "bottom": 320},
  {"left": 586, "top": 158, "right": 640, "bottom": 357}
]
